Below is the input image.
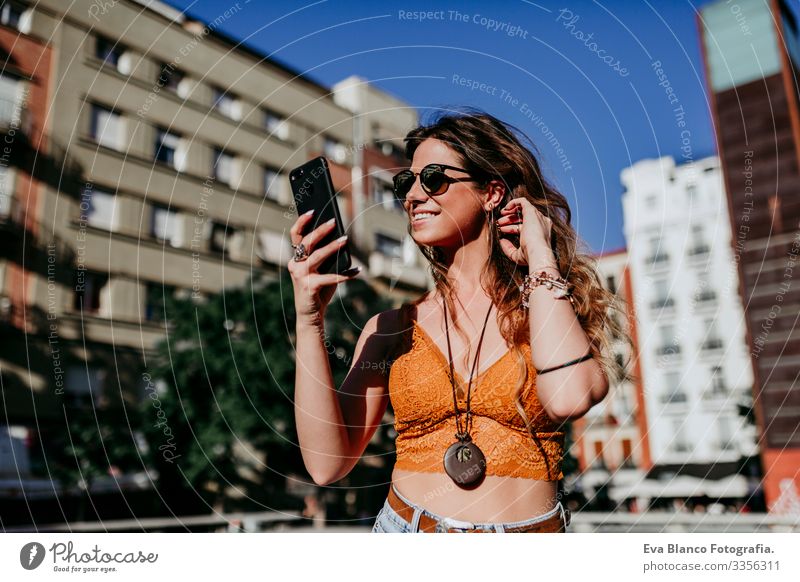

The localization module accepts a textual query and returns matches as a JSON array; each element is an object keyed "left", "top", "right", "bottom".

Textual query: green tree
[
  {"left": 142, "top": 271, "right": 393, "bottom": 513},
  {"left": 561, "top": 422, "right": 580, "bottom": 477},
  {"left": 45, "top": 401, "right": 143, "bottom": 521}
]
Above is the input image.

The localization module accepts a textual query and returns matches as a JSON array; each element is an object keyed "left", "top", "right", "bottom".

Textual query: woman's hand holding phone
[{"left": 288, "top": 209, "right": 361, "bottom": 319}]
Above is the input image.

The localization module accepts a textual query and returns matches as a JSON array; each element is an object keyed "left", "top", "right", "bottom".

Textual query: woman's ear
[{"left": 484, "top": 179, "right": 506, "bottom": 210}]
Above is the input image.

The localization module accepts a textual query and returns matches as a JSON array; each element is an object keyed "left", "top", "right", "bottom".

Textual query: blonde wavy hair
[{"left": 395, "top": 108, "right": 634, "bottom": 479}]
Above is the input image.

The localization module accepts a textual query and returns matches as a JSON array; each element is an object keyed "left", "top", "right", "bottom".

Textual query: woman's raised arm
[{"left": 294, "top": 310, "right": 396, "bottom": 486}]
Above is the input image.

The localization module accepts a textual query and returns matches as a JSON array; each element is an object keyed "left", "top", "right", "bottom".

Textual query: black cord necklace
[{"left": 441, "top": 299, "right": 494, "bottom": 488}]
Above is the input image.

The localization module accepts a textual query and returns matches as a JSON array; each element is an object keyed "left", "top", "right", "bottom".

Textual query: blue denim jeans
[{"left": 371, "top": 483, "right": 569, "bottom": 533}]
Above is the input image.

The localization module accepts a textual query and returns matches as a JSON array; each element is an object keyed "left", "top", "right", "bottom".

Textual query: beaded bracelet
[{"left": 519, "top": 269, "right": 575, "bottom": 309}]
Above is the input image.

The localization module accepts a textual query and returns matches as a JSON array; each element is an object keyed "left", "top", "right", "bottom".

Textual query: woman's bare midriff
[{"left": 390, "top": 467, "right": 559, "bottom": 522}]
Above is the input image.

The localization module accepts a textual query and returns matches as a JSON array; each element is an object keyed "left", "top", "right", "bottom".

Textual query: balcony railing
[
  {"left": 694, "top": 290, "right": 717, "bottom": 305},
  {"left": 701, "top": 338, "right": 724, "bottom": 351},
  {"left": 650, "top": 297, "right": 675, "bottom": 310},
  {"left": 687, "top": 244, "right": 710, "bottom": 258},
  {"left": 660, "top": 391, "right": 688, "bottom": 404},
  {"left": 655, "top": 344, "right": 681, "bottom": 356},
  {"left": 646, "top": 253, "right": 670, "bottom": 268}
]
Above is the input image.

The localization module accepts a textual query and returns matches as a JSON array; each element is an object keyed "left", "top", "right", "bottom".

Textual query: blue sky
[{"left": 163, "top": 0, "right": 732, "bottom": 253}]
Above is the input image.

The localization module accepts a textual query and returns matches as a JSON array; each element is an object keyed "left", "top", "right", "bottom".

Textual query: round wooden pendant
[{"left": 443, "top": 439, "right": 487, "bottom": 488}]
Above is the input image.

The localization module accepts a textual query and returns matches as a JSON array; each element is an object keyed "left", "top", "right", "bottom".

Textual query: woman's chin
[{"left": 412, "top": 230, "right": 441, "bottom": 244}]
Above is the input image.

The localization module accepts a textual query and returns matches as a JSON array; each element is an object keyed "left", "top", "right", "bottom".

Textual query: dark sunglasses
[{"left": 392, "top": 163, "right": 484, "bottom": 200}]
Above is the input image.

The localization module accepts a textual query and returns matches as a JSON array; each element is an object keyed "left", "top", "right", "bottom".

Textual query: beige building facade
[{"left": 0, "top": 0, "right": 423, "bottom": 489}]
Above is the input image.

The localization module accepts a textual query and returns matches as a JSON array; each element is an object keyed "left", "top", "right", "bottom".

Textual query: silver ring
[{"left": 291, "top": 242, "right": 309, "bottom": 262}]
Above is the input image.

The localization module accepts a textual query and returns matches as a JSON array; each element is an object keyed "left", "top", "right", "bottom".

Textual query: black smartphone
[{"left": 289, "top": 156, "right": 352, "bottom": 275}]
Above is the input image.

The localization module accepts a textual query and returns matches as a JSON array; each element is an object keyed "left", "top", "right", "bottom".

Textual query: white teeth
[{"left": 413, "top": 213, "right": 436, "bottom": 220}]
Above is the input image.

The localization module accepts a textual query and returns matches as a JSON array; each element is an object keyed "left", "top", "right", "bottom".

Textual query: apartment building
[
  {"left": 698, "top": 0, "right": 800, "bottom": 513},
  {"left": 0, "top": 0, "right": 54, "bottom": 483},
  {"left": 574, "top": 248, "right": 649, "bottom": 510},
  {"left": 620, "top": 155, "right": 759, "bottom": 506},
  {"left": 333, "top": 75, "right": 430, "bottom": 296},
  {"left": 0, "top": 0, "right": 421, "bottom": 497}
]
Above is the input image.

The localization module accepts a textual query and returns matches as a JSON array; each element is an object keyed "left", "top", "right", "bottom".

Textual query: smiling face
[{"left": 403, "top": 138, "right": 489, "bottom": 247}]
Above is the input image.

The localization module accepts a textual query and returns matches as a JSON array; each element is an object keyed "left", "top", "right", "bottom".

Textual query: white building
[
  {"left": 621, "top": 155, "right": 758, "bottom": 491},
  {"left": 576, "top": 249, "right": 647, "bottom": 507}
]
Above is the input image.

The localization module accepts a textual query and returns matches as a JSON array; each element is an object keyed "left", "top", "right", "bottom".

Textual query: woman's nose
[{"left": 404, "top": 176, "right": 429, "bottom": 203}]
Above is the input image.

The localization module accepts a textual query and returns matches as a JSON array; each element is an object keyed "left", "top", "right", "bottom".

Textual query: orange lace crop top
[{"left": 387, "top": 303, "right": 565, "bottom": 481}]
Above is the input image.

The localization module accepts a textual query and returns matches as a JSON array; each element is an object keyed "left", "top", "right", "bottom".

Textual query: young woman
[{"left": 290, "top": 109, "right": 629, "bottom": 533}]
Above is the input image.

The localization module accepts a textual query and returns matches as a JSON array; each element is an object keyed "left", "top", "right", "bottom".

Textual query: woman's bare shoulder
[{"left": 365, "top": 297, "right": 428, "bottom": 354}]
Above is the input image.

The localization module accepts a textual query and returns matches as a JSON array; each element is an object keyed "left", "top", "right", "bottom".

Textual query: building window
[
  {"left": 264, "top": 166, "right": 281, "bottom": 201},
  {"left": 257, "top": 229, "right": 293, "bottom": 266},
  {"left": 323, "top": 136, "right": 347, "bottom": 164},
  {"left": 688, "top": 224, "right": 710, "bottom": 256},
  {"left": 655, "top": 278, "right": 669, "bottom": 300},
  {"left": 0, "top": 425, "right": 31, "bottom": 477},
  {"left": 671, "top": 419, "right": 689, "bottom": 452},
  {"left": 605, "top": 274, "right": 617, "bottom": 294},
  {"left": 592, "top": 441, "right": 606, "bottom": 469},
  {"left": 158, "top": 62, "right": 185, "bottom": 94},
  {"left": 621, "top": 439, "right": 635, "bottom": 468},
  {"left": 150, "top": 205, "right": 183, "bottom": 247},
  {"left": 661, "top": 371, "right": 686, "bottom": 403},
  {"left": 0, "top": 1, "right": 31, "bottom": 33},
  {"left": 0, "top": 165, "right": 13, "bottom": 217},
  {"left": 379, "top": 140, "right": 404, "bottom": 160},
  {"left": 656, "top": 324, "right": 680, "bottom": 356},
  {"left": 375, "top": 232, "right": 402, "bottom": 259},
  {"left": 692, "top": 224, "right": 704, "bottom": 243},
  {"left": 651, "top": 278, "right": 674, "bottom": 309},
  {"left": 647, "top": 236, "right": 668, "bottom": 264},
  {"left": 687, "top": 183, "right": 698, "bottom": 200},
  {"left": 211, "top": 85, "right": 241, "bottom": 120},
  {"left": 0, "top": 73, "right": 23, "bottom": 126},
  {"left": 80, "top": 186, "right": 117, "bottom": 231},
  {"left": 212, "top": 147, "right": 236, "bottom": 187},
  {"left": 94, "top": 35, "right": 130, "bottom": 74},
  {"left": 209, "top": 222, "right": 236, "bottom": 257},
  {"left": 89, "top": 103, "right": 125, "bottom": 151},
  {"left": 154, "top": 128, "right": 183, "bottom": 169},
  {"left": 717, "top": 416, "right": 735, "bottom": 450},
  {"left": 65, "top": 365, "right": 105, "bottom": 407},
  {"left": 693, "top": 272, "right": 716, "bottom": 304},
  {"left": 710, "top": 366, "right": 727, "bottom": 394},
  {"left": 701, "top": 318, "right": 724, "bottom": 351},
  {"left": 96, "top": 35, "right": 121, "bottom": 66},
  {"left": 263, "top": 109, "right": 289, "bottom": 140},
  {"left": 145, "top": 282, "right": 176, "bottom": 322},
  {"left": 74, "top": 271, "right": 109, "bottom": 314},
  {"left": 371, "top": 175, "right": 400, "bottom": 211}
]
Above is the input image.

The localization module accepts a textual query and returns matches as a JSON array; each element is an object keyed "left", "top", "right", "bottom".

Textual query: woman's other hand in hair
[{"left": 496, "top": 197, "right": 557, "bottom": 268}]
